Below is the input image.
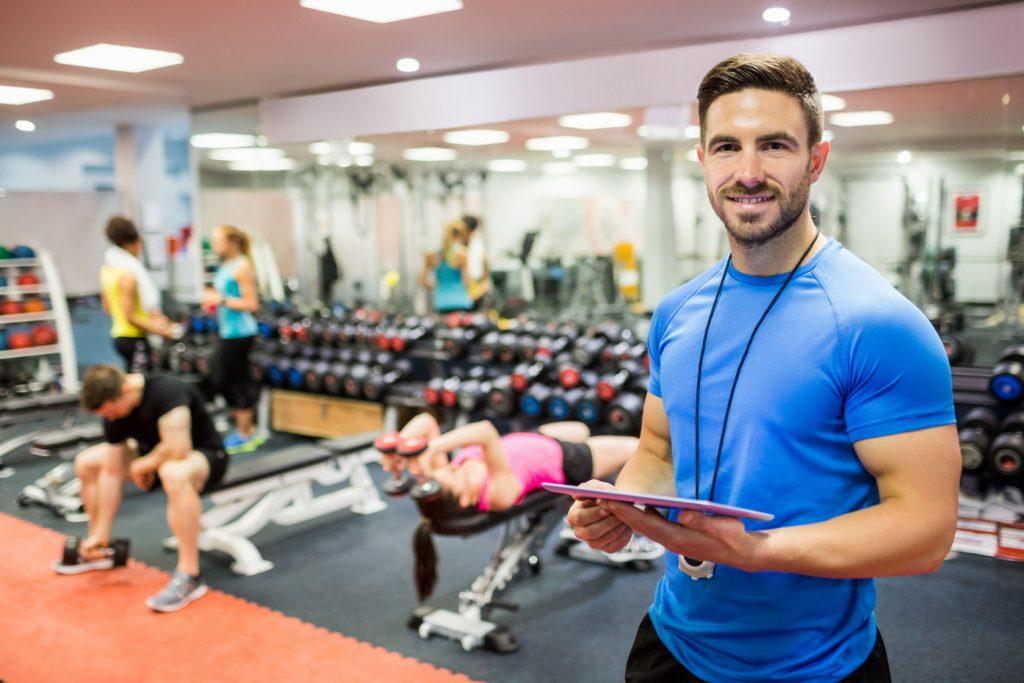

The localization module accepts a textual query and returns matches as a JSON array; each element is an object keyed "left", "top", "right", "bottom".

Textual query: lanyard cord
[{"left": 693, "top": 231, "right": 820, "bottom": 502}]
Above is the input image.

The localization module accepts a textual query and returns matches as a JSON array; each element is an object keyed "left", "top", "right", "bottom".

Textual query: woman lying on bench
[{"left": 380, "top": 413, "right": 638, "bottom": 600}]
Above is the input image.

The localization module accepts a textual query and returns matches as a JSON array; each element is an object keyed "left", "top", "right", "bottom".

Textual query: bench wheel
[
  {"left": 484, "top": 625, "right": 519, "bottom": 654},
  {"left": 418, "top": 623, "right": 431, "bottom": 640},
  {"left": 527, "top": 554, "right": 542, "bottom": 575},
  {"left": 16, "top": 493, "right": 31, "bottom": 508},
  {"left": 461, "top": 635, "right": 476, "bottom": 652}
]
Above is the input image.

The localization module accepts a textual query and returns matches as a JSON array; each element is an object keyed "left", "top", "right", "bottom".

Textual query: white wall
[
  {"left": 197, "top": 188, "right": 297, "bottom": 277},
  {"left": 0, "top": 137, "right": 114, "bottom": 192}
]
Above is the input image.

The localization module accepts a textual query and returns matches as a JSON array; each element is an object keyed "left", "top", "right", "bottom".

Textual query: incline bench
[
  {"left": 164, "top": 432, "right": 384, "bottom": 576},
  {"left": 16, "top": 421, "right": 105, "bottom": 521},
  {"left": 0, "top": 393, "right": 85, "bottom": 477},
  {"left": 409, "top": 489, "right": 568, "bottom": 653}
]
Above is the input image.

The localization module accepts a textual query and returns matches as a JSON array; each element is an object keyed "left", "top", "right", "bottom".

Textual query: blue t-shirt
[
  {"left": 646, "top": 239, "right": 954, "bottom": 682},
  {"left": 214, "top": 256, "right": 258, "bottom": 339}
]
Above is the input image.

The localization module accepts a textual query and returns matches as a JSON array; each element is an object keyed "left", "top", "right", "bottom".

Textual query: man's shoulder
[
  {"left": 816, "top": 245, "right": 922, "bottom": 324},
  {"left": 653, "top": 261, "right": 725, "bottom": 322}
]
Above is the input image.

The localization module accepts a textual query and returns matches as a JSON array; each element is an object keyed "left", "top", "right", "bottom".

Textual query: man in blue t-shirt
[{"left": 567, "top": 53, "right": 959, "bottom": 682}]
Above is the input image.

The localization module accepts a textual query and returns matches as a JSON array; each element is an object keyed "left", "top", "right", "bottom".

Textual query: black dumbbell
[
  {"left": 397, "top": 438, "right": 443, "bottom": 502},
  {"left": 344, "top": 363, "right": 371, "bottom": 397},
  {"left": 423, "top": 377, "right": 444, "bottom": 406},
  {"left": 497, "top": 332, "right": 521, "bottom": 364},
  {"left": 60, "top": 536, "right": 130, "bottom": 568},
  {"left": 486, "top": 375, "right": 517, "bottom": 417},
  {"left": 519, "top": 382, "right": 553, "bottom": 419},
  {"left": 363, "top": 358, "right": 413, "bottom": 401},
  {"left": 322, "top": 361, "right": 350, "bottom": 395},
  {"left": 547, "top": 387, "right": 585, "bottom": 421},
  {"left": 456, "top": 378, "right": 494, "bottom": 412},
  {"left": 249, "top": 351, "right": 272, "bottom": 383},
  {"left": 376, "top": 433, "right": 414, "bottom": 497},
  {"left": 990, "top": 346, "right": 1024, "bottom": 403},
  {"left": 597, "top": 366, "right": 641, "bottom": 402},
  {"left": 941, "top": 334, "right": 972, "bottom": 366},
  {"left": 607, "top": 392, "right": 644, "bottom": 435},
  {"left": 510, "top": 361, "right": 552, "bottom": 393},
  {"left": 989, "top": 412, "right": 1024, "bottom": 479},
  {"left": 304, "top": 360, "right": 332, "bottom": 392},
  {"left": 575, "top": 388, "right": 603, "bottom": 426},
  {"left": 440, "top": 377, "right": 462, "bottom": 409},
  {"left": 572, "top": 337, "right": 607, "bottom": 368},
  {"left": 478, "top": 331, "right": 501, "bottom": 362},
  {"left": 288, "top": 358, "right": 313, "bottom": 390},
  {"left": 958, "top": 407, "right": 1000, "bottom": 473}
]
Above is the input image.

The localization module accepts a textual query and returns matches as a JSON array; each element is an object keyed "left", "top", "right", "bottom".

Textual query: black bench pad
[
  {"left": 1, "top": 393, "right": 79, "bottom": 414},
  {"left": 424, "top": 490, "right": 565, "bottom": 536},
  {"left": 31, "top": 422, "right": 104, "bottom": 452}
]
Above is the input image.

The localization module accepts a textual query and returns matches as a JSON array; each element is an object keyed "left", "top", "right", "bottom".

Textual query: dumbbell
[
  {"left": 363, "top": 358, "right": 413, "bottom": 401},
  {"left": 266, "top": 356, "right": 292, "bottom": 387},
  {"left": 575, "top": 388, "right": 603, "bottom": 426},
  {"left": 486, "top": 376, "right": 518, "bottom": 417},
  {"left": 958, "top": 407, "right": 1000, "bottom": 473},
  {"left": 941, "top": 334, "right": 972, "bottom": 366},
  {"left": 423, "top": 377, "right": 445, "bottom": 406},
  {"left": 343, "top": 363, "right": 372, "bottom": 397},
  {"left": 60, "top": 536, "right": 130, "bottom": 568},
  {"left": 390, "top": 319, "right": 432, "bottom": 353},
  {"left": 440, "top": 377, "right": 462, "bottom": 409},
  {"left": 397, "top": 438, "right": 443, "bottom": 502},
  {"left": 607, "top": 392, "right": 645, "bottom": 435},
  {"left": 249, "top": 352, "right": 272, "bottom": 383},
  {"left": 558, "top": 363, "right": 597, "bottom": 391},
  {"left": 376, "top": 433, "right": 414, "bottom": 497},
  {"left": 303, "top": 360, "right": 332, "bottom": 392},
  {"left": 478, "top": 331, "right": 501, "bottom": 362},
  {"left": 322, "top": 361, "right": 350, "bottom": 395},
  {"left": 597, "top": 365, "right": 643, "bottom": 402},
  {"left": 441, "top": 327, "right": 479, "bottom": 357},
  {"left": 990, "top": 346, "right": 1024, "bottom": 402},
  {"left": 496, "top": 332, "right": 522, "bottom": 364},
  {"left": 989, "top": 412, "right": 1024, "bottom": 479},
  {"left": 287, "top": 358, "right": 313, "bottom": 390},
  {"left": 456, "top": 378, "right": 494, "bottom": 412},
  {"left": 510, "top": 361, "right": 551, "bottom": 393},
  {"left": 194, "top": 346, "right": 214, "bottom": 378},
  {"left": 547, "top": 387, "right": 584, "bottom": 421},
  {"left": 519, "top": 383, "right": 554, "bottom": 419},
  {"left": 572, "top": 336, "right": 607, "bottom": 368}
]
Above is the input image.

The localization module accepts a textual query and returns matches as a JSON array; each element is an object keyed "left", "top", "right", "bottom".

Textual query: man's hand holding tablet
[{"left": 558, "top": 479, "right": 775, "bottom": 573}]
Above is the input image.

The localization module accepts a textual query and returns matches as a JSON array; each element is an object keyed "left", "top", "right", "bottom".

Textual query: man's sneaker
[
  {"left": 146, "top": 571, "right": 208, "bottom": 612},
  {"left": 225, "top": 431, "right": 267, "bottom": 455},
  {"left": 52, "top": 556, "right": 115, "bottom": 575},
  {"left": 605, "top": 535, "right": 665, "bottom": 563}
]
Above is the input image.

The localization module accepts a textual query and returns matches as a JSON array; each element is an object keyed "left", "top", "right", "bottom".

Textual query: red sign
[{"left": 954, "top": 193, "right": 980, "bottom": 231}]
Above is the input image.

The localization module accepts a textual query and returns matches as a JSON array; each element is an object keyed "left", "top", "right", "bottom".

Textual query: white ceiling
[{"left": 0, "top": 0, "right": 1013, "bottom": 125}]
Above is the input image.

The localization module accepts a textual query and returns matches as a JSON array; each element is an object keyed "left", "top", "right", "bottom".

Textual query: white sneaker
[{"left": 52, "top": 557, "right": 114, "bottom": 575}]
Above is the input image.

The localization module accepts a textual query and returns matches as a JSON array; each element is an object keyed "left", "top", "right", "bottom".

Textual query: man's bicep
[
  {"left": 639, "top": 394, "right": 672, "bottom": 464},
  {"left": 853, "top": 425, "right": 960, "bottom": 507},
  {"left": 158, "top": 406, "right": 193, "bottom": 449}
]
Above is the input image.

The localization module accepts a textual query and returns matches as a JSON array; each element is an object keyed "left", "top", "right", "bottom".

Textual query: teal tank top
[
  {"left": 214, "top": 256, "right": 258, "bottom": 339},
  {"left": 434, "top": 257, "right": 472, "bottom": 312}
]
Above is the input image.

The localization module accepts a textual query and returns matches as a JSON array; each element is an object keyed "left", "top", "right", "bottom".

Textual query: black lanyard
[{"left": 693, "top": 231, "right": 820, "bottom": 502}]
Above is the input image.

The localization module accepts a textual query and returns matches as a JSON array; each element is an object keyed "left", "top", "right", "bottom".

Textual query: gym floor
[{"left": 1, "top": 304, "right": 1022, "bottom": 682}]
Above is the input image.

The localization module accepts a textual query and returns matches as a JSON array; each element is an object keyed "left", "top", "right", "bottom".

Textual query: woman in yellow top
[{"left": 100, "top": 216, "right": 177, "bottom": 371}]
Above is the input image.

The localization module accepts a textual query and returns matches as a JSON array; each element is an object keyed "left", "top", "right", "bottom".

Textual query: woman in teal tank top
[
  {"left": 421, "top": 221, "right": 472, "bottom": 313},
  {"left": 203, "top": 225, "right": 263, "bottom": 454}
]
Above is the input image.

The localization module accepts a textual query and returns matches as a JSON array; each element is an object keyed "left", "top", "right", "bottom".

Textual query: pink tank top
[{"left": 450, "top": 432, "right": 565, "bottom": 511}]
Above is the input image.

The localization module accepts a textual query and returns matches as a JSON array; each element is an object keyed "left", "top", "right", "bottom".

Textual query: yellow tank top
[{"left": 100, "top": 265, "right": 147, "bottom": 338}]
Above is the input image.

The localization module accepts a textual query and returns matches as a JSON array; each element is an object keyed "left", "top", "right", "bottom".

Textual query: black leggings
[
  {"left": 112, "top": 337, "right": 151, "bottom": 373},
  {"left": 214, "top": 336, "right": 258, "bottom": 409}
]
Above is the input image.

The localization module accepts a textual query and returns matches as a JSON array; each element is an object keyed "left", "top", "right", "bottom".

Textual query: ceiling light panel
[
  {"left": 208, "top": 148, "right": 284, "bottom": 161},
  {"left": 543, "top": 162, "right": 577, "bottom": 175},
  {"left": 558, "top": 112, "right": 632, "bottom": 130},
  {"left": 525, "top": 136, "right": 589, "bottom": 152},
  {"left": 488, "top": 159, "right": 528, "bottom": 173},
  {"left": 396, "top": 57, "right": 421, "bottom": 73},
  {"left": 443, "top": 129, "right": 510, "bottom": 146},
  {"left": 228, "top": 158, "right": 298, "bottom": 172},
  {"left": 0, "top": 85, "right": 54, "bottom": 105},
  {"left": 619, "top": 157, "right": 648, "bottom": 171},
  {"left": 829, "top": 111, "right": 894, "bottom": 127},
  {"left": 15, "top": 120, "right": 36, "bottom": 132},
  {"left": 300, "top": 0, "right": 463, "bottom": 23},
  {"left": 574, "top": 154, "right": 616, "bottom": 168},
  {"left": 820, "top": 94, "right": 846, "bottom": 112},
  {"left": 403, "top": 147, "right": 457, "bottom": 161},
  {"left": 54, "top": 43, "right": 183, "bottom": 73}
]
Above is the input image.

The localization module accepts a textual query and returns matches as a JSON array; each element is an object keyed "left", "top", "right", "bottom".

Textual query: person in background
[
  {"left": 420, "top": 221, "right": 473, "bottom": 314},
  {"left": 462, "top": 214, "right": 492, "bottom": 311},
  {"left": 100, "top": 216, "right": 178, "bottom": 372},
  {"left": 202, "top": 225, "right": 263, "bottom": 455}
]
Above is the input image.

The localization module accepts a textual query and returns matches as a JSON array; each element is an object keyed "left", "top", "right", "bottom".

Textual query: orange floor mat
[{"left": 0, "top": 513, "right": 478, "bottom": 683}]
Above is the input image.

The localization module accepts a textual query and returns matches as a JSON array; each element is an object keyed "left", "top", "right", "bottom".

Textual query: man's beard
[{"left": 709, "top": 172, "right": 811, "bottom": 247}]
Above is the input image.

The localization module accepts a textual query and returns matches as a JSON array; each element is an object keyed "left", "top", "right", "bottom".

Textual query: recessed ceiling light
[
  {"left": 525, "top": 136, "right": 589, "bottom": 152},
  {"left": 830, "top": 111, "right": 894, "bottom": 127},
  {"left": 228, "top": 158, "right": 298, "bottom": 172},
  {"left": 309, "top": 141, "right": 331, "bottom": 155},
  {"left": 15, "top": 120, "right": 36, "bottom": 132},
  {"left": 552, "top": 149, "right": 572, "bottom": 159},
  {"left": 558, "top": 112, "right": 632, "bottom": 130},
  {"left": 349, "top": 141, "right": 375, "bottom": 155},
  {"left": 684, "top": 125, "right": 701, "bottom": 139},
  {"left": 443, "top": 129, "right": 510, "bottom": 146},
  {"left": 542, "top": 162, "right": 577, "bottom": 175},
  {"left": 403, "top": 147, "right": 457, "bottom": 162},
  {"left": 396, "top": 57, "right": 421, "bottom": 73},
  {"left": 762, "top": 7, "right": 791, "bottom": 24},
  {"left": 0, "top": 85, "right": 54, "bottom": 105},
  {"left": 488, "top": 159, "right": 528, "bottom": 173},
  {"left": 687, "top": 149, "right": 699, "bottom": 162},
  {"left": 208, "top": 147, "right": 284, "bottom": 161},
  {"left": 820, "top": 94, "right": 846, "bottom": 112},
  {"left": 637, "top": 124, "right": 683, "bottom": 141},
  {"left": 574, "top": 153, "right": 616, "bottom": 168},
  {"left": 54, "top": 43, "right": 183, "bottom": 73},
  {"left": 354, "top": 155, "right": 374, "bottom": 167},
  {"left": 191, "top": 133, "right": 257, "bottom": 149},
  {"left": 822, "top": 130, "right": 835, "bottom": 143},
  {"left": 300, "top": 0, "right": 463, "bottom": 23},
  {"left": 619, "top": 157, "right": 648, "bottom": 171},
  {"left": 897, "top": 150, "right": 912, "bottom": 164}
]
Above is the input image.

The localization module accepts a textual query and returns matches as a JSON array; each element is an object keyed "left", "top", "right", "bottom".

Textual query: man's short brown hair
[
  {"left": 105, "top": 215, "right": 140, "bottom": 248},
  {"left": 80, "top": 364, "right": 125, "bottom": 411},
  {"left": 697, "top": 53, "right": 823, "bottom": 147}
]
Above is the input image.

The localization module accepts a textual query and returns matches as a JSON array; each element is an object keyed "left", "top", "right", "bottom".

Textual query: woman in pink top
[{"left": 382, "top": 412, "right": 637, "bottom": 513}]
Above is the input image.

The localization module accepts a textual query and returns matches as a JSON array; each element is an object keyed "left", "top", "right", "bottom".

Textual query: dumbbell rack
[{"left": 0, "top": 247, "right": 79, "bottom": 391}]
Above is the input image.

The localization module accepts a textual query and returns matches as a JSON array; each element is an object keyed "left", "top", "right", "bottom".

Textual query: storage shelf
[
  {"left": 0, "top": 285, "right": 49, "bottom": 296},
  {"left": 0, "top": 312, "right": 56, "bottom": 325},
  {"left": 0, "top": 259, "right": 41, "bottom": 269},
  {"left": 0, "top": 344, "right": 60, "bottom": 361}
]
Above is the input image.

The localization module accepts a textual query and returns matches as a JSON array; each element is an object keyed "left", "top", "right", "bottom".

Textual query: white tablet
[{"left": 541, "top": 483, "right": 774, "bottom": 521}]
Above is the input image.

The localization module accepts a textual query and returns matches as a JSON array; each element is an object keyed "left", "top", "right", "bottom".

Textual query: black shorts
[
  {"left": 148, "top": 448, "right": 229, "bottom": 495},
  {"left": 214, "top": 336, "right": 258, "bottom": 409},
  {"left": 625, "top": 613, "right": 891, "bottom": 682},
  {"left": 113, "top": 337, "right": 151, "bottom": 373},
  {"left": 555, "top": 439, "right": 593, "bottom": 485}
]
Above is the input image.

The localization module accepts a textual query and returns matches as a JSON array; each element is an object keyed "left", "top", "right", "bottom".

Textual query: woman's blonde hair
[
  {"left": 217, "top": 224, "right": 252, "bottom": 257},
  {"left": 441, "top": 220, "right": 464, "bottom": 257}
]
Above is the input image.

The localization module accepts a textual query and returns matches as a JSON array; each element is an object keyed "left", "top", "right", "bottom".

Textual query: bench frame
[{"left": 163, "top": 444, "right": 385, "bottom": 575}]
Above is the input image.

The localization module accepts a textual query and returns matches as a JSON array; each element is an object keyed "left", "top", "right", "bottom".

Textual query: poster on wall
[{"left": 953, "top": 191, "right": 981, "bottom": 233}]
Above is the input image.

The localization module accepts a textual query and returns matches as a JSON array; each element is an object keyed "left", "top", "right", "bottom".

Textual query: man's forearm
[
  {"left": 140, "top": 441, "right": 189, "bottom": 469},
  {"left": 614, "top": 447, "right": 677, "bottom": 497},
  {"left": 756, "top": 500, "right": 955, "bottom": 578}
]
